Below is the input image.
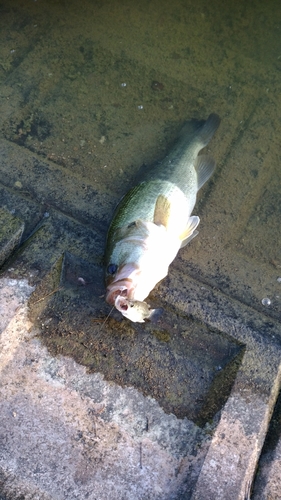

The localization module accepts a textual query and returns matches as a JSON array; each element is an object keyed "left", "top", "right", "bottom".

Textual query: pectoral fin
[
  {"left": 153, "top": 194, "right": 171, "bottom": 228},
  {"left": 180, "top": 215, "right": 200, "bottom": 247}
]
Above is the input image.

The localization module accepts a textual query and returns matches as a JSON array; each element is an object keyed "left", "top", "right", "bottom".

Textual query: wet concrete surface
[{"left": 0, "top": 0, "right": 281, "bottom": 499}]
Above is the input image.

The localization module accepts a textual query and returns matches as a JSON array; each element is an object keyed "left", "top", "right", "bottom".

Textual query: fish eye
[
  {"left": 127, "top": 221, "right": 136, "bottom": 228},
  {"left": 107, "top": 263, "right": 118, "bottom": 275}
]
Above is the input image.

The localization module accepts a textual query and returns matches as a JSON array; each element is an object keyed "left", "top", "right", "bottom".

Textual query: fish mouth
[
  {"left": 105, "top": 278, "right": 135, "bottom": 305},
  {"left": 114, "top": 295, "right": 131, "bottom": 312}
]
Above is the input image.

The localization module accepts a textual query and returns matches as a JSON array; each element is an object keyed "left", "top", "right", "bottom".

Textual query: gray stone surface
[
  {"left": 251, "top": 391, "right": 281, "bottom": 500},
  {"left": 0, "top": 278, "right": 208, "bottom": 500},
  {"left": 252, "top": 443, "right": 281, "bottom": 500},
  {"left": 161, "top": 272, "right": 281, "bottom": 499}
]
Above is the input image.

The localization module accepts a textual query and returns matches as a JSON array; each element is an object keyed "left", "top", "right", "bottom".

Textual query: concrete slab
[
  {"left": 251, "top": 391, "right": 281, "bottom": 499},
  {"left": 0, "top": 278, "right": 209, "bottom": 500},
  {"left": 160, "top": 272, "right": 281, "bottom": 499}
]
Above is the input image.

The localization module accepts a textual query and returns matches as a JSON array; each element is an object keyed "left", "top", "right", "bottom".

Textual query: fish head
[
  {"left": 105, "top": 262, "right": 141, "bottom": 305},
  {"left": 105, "top": 220, "right": 179, "bottom": 307},
  {"left": 105, "top": 258, "right": 164, "bottom": 308}
]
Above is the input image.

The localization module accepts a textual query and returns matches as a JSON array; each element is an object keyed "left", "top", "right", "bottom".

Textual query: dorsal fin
[{"left": 194, "top": 155, "right": 216, "bottom": 190}]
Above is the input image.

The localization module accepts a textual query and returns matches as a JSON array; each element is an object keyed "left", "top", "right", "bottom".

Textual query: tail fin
[
  {"left": 178, "top": 113, "right": 221, "bottom": 148},
  {"left": 199, "top": 113, "right": 221, "bottom": 147}
]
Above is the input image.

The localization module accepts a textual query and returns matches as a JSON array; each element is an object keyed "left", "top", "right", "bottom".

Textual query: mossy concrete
[{"left": 0, "top": 207, "right": 24, "bottom": 267}]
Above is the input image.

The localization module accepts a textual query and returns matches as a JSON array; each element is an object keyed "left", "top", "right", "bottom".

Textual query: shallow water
[{"left": 1, "top": 0, "right": 280, "bottom": 194}]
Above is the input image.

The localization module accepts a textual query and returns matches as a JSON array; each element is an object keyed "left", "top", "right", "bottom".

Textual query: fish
[{"left": 105, "top": 113, "right": 221, "bottom": 322}]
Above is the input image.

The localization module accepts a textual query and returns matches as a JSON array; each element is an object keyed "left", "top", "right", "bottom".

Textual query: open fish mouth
[
  {"left": 106, "top": 279, "right": 157, "bottom": 322},
  {"left": 105, "top": 279, "right": 133, "bottom": 305},
  {"left": 114, "top": 295, "right": 130, "bottom": 312}
]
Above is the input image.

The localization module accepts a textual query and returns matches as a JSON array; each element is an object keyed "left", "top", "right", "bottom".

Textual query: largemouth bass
[{"left": 105, "top": 113, "right": 221, "bottom": 322}]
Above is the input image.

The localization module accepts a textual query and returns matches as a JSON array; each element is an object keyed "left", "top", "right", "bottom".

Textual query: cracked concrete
[{"left": 0, "top": 278, "right": 208, "bottom": 500}]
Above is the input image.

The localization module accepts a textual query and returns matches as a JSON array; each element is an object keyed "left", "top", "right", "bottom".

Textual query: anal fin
[{"left": 195, "top": 155, "right": 216, "bottom": 190}]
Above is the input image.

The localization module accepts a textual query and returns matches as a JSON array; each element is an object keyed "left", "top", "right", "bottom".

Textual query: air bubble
[
  {"left": 261, "top": 297, "right": 271, "bottom": 306},
  {"left": 77, "top": 277, "right": 86, "bottom": 286},
  {"left": 137, "top": 105, "right": 143, "bottom": 110}
]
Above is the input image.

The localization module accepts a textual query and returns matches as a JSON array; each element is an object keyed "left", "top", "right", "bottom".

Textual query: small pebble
[
  {"left": 120, "top": 82, "right": 127, "bottom": 87},
  {"left": 137, "top": 105, "right": 143, "bottom": 110},
  {"left": 277, "top": 277, "right": 281, "bottom": 283},
  {"left": 261, "top": 297, "right": 271, "bottom": 306}
]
